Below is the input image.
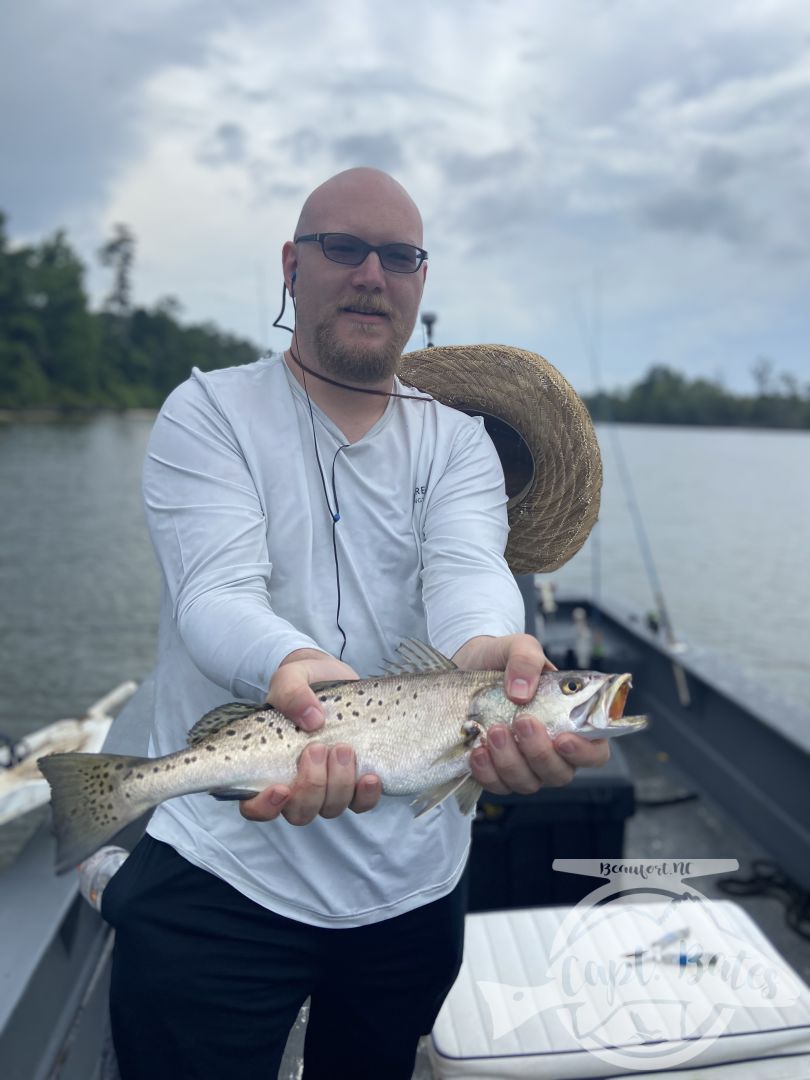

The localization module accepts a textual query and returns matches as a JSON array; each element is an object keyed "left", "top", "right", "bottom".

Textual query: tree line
[
  {"left": 583, "top": 361, "right": 809, "bottom": 429},
  {"left": 1, "top": 213, "right": 807, "bottom": 427},
  {"left": 0, "top": 214, "right": 258, "bottom": 409}
]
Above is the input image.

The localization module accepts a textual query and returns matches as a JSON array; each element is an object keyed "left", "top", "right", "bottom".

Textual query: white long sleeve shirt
[{"left": 143, "top": 355, "right": 523, "bottom": 927}]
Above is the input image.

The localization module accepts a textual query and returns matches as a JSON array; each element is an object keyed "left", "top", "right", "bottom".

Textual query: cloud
[
  {"left": 0, "top": 0, "right": 251, "bottom": 233},
  {"left": 3, "top": 0, "right": 809, "bottom": 388},
  {"left": 440, "top": 148, "right": 528, "bottom": 185},
  {"left": 331, "top": 133, "right": 404, "bottom": 172},
  {"left": 197, "top": 122, "right": 248, "bottom": 166},
  {"left": 641, "top": 190, "right": 758, "bottom": 246}
]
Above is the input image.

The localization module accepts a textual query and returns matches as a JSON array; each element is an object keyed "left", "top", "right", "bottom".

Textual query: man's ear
[{"left": 281, "top": 240, "right": 298, "bottom": 296}]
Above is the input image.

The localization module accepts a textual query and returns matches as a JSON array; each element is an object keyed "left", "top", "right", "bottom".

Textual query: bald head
[
  {"left": 294, "top": 168, "right": 423, "bottom": 246},
  {"left": 282, "top": 167, "right": 427, "bottom": 388}
]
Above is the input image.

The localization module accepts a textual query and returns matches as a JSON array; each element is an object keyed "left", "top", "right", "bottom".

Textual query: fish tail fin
[{"left": 38, "top": 752, "right": 154, "bottom": 874}]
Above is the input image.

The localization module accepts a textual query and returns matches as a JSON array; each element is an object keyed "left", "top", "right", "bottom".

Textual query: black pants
[{"left": 103, "top": 835, "right": 466, "bottom": 1080}]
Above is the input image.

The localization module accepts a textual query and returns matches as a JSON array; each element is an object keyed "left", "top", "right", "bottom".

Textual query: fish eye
[{"left": 561, "top": 677, "right": 583, "bottom": 695}]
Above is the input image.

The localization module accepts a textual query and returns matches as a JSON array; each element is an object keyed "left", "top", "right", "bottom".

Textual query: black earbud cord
[{"left": 272, "top": 281, "right": 431, "bottom": 661}]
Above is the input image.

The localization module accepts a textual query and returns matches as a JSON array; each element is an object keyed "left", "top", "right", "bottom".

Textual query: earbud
[{"left": 290, "top": 271, "right": 297, "bottom": 298}]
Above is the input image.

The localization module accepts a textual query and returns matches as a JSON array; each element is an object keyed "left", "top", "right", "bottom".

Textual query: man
[{"left": 102, "top": 167, "right": 608, "bottom": 1079}]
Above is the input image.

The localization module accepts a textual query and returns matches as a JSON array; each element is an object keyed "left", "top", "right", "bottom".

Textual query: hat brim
[{"left": 399, "top": 344, "right": 602, "bottom": 574}]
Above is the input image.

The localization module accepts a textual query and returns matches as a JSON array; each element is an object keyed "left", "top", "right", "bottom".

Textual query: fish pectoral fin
[
  {"left": 208, "top": 787, "right": 262, "bottom": 801},
  {"left": 454, "top": 775, "right": 483, "bottom": 815},
  {"left": 430, "top": 721, "right": 483, "bottom": 766},
  {"left": 411, "top": 772, "right": 479, "bottom": 818},
  {"left": 187, "top": 702, "right": 265, "bottom": 746},
  {"left": 429, "top": 743, "right": 468, "bottom": 767},
  {"left": 381, "top": 639, "right": 457, "bottom": 676}
]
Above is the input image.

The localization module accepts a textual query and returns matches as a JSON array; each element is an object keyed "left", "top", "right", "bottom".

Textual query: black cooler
[{"left": 466, "top": 740, "right": 635, "bottom": 911}]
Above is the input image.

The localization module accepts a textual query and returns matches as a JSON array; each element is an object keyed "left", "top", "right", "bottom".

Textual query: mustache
[{"left": 337, "top": 296, "right": 395, "bottom": 318}]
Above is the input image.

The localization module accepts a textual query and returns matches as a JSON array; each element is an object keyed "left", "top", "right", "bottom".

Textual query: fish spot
[
  {"left": 225, "top": 755, "right": 232, "bottom": 762},
  {"left": 319, "top": 695, "right": 328, "bottom": 702},
  {"left": 373, "top": 682, "right": 379, "bottom": 689},
  {"left": 261, "top": 736, "right": 267, "bottom": 744},
  {"left": 371, "top": 718, "right": 377, "bottom": 724},
  {"left": 337, "top": 712, "right": 343, "bottom": 720},
  {"left": 206, "top": 745, "right": 216, "bottom": 752},
  {"left": 366, "top": 698, "right": 373, "bottom": 707},
  {"left": 378, "top": 700, "right": 383, "bottom": 706},
  {"left": 153, "top": 767, "right": 159, "bottom": 773},
  {"left": 114, "top": 763, "right": 124, "bottom": 771},
  {"left": 352, "top": 711, "right": 359, "bottom": 717},
  {"left": 226, "top": 730, "right": 236, "bottom": 736},
  {"left": 396, "top": 685, "right": 402, "bottom": 691},
  {"left": 242, "top": 733, "right": 252, "bottom": 741},
  {"left": 413, "top": 693, "right": 418, "bottom": 699},
  {"left": 184, "top": 758, "right": 191, "bottom": 764}
]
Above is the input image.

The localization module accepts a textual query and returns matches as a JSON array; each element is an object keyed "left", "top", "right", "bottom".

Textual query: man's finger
[
  {"left": 282, "top": 743, "right": 328, "bottom": 825},
  {"left": 469, "top": 745, "right": 511, "bottom": 795},
  {"left": 268, "top": 654, "right": 359, "bottom": 730},
  {"left": 240, "top": 785, "right": 290, "bottom": 821},
  {"left": 555, "top": 735, "right": 611, "bottom": 769},
  {"left": 503, "top": 634, "right": 549, "bottom": 704},
  {"left": 484, "top": 721, "right": 547, "bottom": 794},
  {"left": 269, "top": 669, "right": 325, "bottom": 730},
  {"left": 319, "top": 744, "right": 358, "bottom": 819},
  {"left": 511, "top": 714, "right": 575, "bottom": 787},
  {"left": 349, "top": 774, "right": 383, "bottom": 814}
]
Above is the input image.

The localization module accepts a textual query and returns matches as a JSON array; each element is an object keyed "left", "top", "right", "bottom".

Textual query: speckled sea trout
[{"left": 39, "top": 640, "right": 647, "bottom": 873}]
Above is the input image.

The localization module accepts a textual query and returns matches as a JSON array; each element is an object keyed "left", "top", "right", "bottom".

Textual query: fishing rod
[{"left": 576, "top": 285, "right": 691, "bottom": 708}]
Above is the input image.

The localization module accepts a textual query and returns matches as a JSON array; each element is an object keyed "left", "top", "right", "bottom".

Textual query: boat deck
[
  {"left": 3, "top": 593, "right": 810, "bottom": 1078},
  {"left": 273, "top": 715, "right": 810, "bottom": 1078}
]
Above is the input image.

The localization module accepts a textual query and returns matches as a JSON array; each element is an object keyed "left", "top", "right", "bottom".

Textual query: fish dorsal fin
[
  {"left": 187, "top": 702, "right": 260, "bottom": 746},
  {"left": 310, "top": 679, "right": 352, "bottom": 693},
  {"left": 381, "top": 639, "right": 457, "bottom": 676}
]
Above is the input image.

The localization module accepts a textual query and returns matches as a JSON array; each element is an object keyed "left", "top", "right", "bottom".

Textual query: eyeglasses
[{"left": 294, "top": 233, "right": 428, "bottom": 273}]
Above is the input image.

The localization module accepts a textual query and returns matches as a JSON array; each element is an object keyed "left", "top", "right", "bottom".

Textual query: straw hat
[{"left": 398, "top": 344, "right": 602, "bottom": 574}]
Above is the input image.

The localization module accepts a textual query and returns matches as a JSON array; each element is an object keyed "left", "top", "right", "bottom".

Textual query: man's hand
[
  {"left": 240, "top": 649, "right": 382, "bottom": 825},
  {"left": 452, "top": 633, "right": 610, "bottom": 795}
]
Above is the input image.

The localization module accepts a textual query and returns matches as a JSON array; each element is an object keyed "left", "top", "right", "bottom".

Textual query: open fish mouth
[{"left": 580, "top": 673, "right": 648, "bottom": 737}]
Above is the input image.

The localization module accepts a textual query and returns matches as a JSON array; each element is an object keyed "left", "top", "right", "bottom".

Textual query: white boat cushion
[{"left": 430, "top": 900, "right": 810, "bottom": 1079}]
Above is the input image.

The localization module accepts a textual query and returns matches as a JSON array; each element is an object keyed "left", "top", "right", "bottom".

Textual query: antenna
[
  {"left": 575, "top": 278, "right": 691, "bottom": 707},
  {"left": 420, "top": 311, "right": 437, "bottom": 348}
]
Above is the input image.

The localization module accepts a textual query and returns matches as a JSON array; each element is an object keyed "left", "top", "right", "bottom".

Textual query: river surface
[{"left": 0, "top": 415, "right": 808, "bottom": 738}]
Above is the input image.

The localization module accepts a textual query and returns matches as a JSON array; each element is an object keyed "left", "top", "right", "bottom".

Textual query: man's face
[{"left": 285, "top": 173, "right": 426, "bottom": 383}]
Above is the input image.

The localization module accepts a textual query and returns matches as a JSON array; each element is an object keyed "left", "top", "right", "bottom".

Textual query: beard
[{"left": 314, "top": 298, "right": 410, "bottom": 384}]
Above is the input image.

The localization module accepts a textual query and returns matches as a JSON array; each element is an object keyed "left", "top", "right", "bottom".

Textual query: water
[
  {"left": 0, "top": 417, "right": 808, "bottom": 740},
  {"left": 552, "top": 424, "right": 810, "bottom": 716},
  {"left": 0, "top": 414, "right": 160, "bottom": 735}
]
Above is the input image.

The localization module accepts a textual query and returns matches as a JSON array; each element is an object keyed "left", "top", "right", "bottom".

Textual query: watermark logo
[{"left": 475, "top": 859, "right": 802, "bottom": 1072}]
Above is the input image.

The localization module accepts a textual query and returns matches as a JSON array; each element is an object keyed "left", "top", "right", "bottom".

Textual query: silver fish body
[{"left": 38, "top": 641, "right": 646, "bottom": 873}]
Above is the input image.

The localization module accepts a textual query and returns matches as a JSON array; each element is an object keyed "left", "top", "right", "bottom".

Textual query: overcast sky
[{"left": 2, "top": 0, "right": 809, "bottom": 392}]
